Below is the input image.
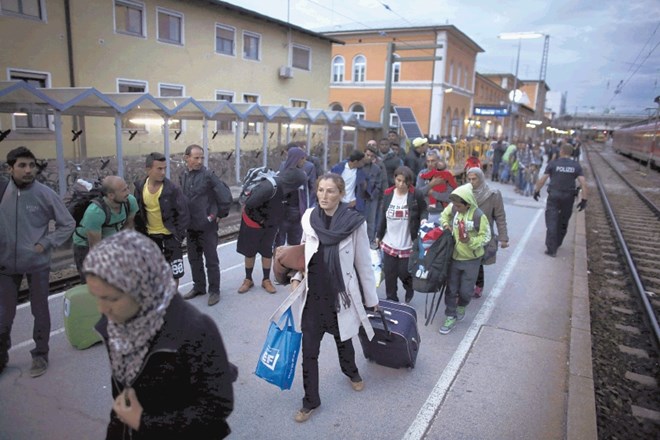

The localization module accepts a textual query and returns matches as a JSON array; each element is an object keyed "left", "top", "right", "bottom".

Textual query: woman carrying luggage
[
  {"left": 84, "top": 230, "right": 235, "bottom": 439},
  {"left": 272, "top": 173, "right": 379, "bottom": 423},
  {"left": 375, "top": 166, "right": 427, "bottom": 303}
]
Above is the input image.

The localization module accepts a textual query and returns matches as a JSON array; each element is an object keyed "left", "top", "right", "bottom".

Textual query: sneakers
[
  {"left": 29, "top": 356, "right": 48, "bottom": 378},
  {"left": 237, "top": 279, "right": 254, "bottom": 294},
  {"left": 350, "top": 377, "right": 364, "bottom": 392},
  {"left": 474, "top": 286, "right": 483, "bottom": 298},
  {"left": 261, "top": 279, "right": 277, "bottom": 294},
  {"left": 182, "top": 289, "right": 205, "bottom": 300},
  {"left": 294, "top": 407, "right": 316, "bottom": 423},
  {"left": 207, "top": 292, "right": 220, "bottom": 306},
  {"left": 439, "top": 316, "right": 457, "bottom": 335},
  {"left": 457, "top": 306, "right": 466, "bottom": 321}
]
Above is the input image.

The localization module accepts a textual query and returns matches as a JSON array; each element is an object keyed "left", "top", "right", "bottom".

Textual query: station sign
[{"left": 473, "top": 106, "right": 509, "bottom": 117}]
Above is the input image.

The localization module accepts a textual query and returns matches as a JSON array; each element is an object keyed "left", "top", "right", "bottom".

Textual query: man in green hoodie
[{"left": 438, "top": 184, "right": 491, "bottom": 334}]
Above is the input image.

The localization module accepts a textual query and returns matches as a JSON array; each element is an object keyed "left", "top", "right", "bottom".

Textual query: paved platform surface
[{"left": 0, "top": 181, "right": 597, "bottom": 440}]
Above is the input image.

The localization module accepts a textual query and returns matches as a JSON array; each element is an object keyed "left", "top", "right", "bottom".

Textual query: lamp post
[{"left": 498, "top": 32, "right": 544, "bottom": 143}]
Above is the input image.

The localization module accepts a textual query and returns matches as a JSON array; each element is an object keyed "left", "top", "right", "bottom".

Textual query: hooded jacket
[
  {"left": 0, "top": 178, "right": 75, "bottom": 274},
  {"left": 439, "top": 184, "right": 491, "bottom": 261}
]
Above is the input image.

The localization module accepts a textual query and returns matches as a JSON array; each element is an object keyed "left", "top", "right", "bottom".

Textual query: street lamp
[{"left": 498, "top": 32, "right": 544, "bottom": 142}]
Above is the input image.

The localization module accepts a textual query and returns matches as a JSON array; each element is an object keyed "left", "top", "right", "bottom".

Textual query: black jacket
[
  {"left": 134, "top": 178, "right": 190, "bottom": 241},
  {"left": 96, "top": 295, "right": 234, "bottom": 440},
  {"left": 377, "top": 186, "right": 428, "bottom": 243},
  {"left": 180, "top": 167, "right": 232, "bottom": 231}
]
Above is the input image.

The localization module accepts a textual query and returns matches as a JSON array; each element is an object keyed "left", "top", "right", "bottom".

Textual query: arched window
[
  {"left": 353, "top": 55, "right": 366, "bottom": 82},
  {"left": 392, "top": 54, "right": 401, "bottom": 82},
  {"left": 329, "top": 103, "right": 343, "bottom": 112},
  {"left": 456, "top": 64, "right": 462, "bottom": 88},
  {"left": 464, "top": 68, "right": 469, "bottom": 89},
  {"left": 448, "top": 61, "right": 454, "bottom": 85},
  {"left": 350, "top": 103, "right": 365, "bottom": 119},
  {"left": 332, "top": 56, "right": 345, "bottom": 83}
]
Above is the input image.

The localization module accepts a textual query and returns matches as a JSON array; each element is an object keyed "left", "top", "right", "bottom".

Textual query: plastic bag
[{"left": 255, "top": 308, "right": 301, "bottom": 390}]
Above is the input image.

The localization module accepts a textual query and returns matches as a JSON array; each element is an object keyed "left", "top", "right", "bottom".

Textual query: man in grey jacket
[{"left": 0, "top": 147, "right": 75, "bottom": 377}]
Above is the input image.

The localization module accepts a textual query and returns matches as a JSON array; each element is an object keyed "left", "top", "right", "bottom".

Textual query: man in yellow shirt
[{"left": 134, "top": 153, "right": 190, "bottom": 292}]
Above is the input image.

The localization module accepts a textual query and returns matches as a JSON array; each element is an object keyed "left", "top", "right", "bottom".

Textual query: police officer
[{"left": 534, "top": 144, "right": 588, "bottom": 257}]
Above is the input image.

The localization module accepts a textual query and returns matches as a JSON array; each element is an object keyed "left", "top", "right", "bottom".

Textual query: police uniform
[{"left": 542, "top": 157, "right": 583, "bottom": 254}]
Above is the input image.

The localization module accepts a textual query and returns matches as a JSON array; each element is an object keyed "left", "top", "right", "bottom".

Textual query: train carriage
[{"left": 612, "top": 119, "right": 659, "bottom": 167}]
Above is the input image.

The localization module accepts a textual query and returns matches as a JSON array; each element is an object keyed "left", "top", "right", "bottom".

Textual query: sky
[{"left": 226, "top": 0, "right": 660, "bottom": 116}]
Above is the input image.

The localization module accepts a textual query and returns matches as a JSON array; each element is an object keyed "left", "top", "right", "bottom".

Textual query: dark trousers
[
  {"left": 545, "top": 193, "right": 574, "bottom": 253},
  {"left": 445, "top": 258, "right": 481, "bottom": 317},
  {"left": 382, "top": 253, "right": 413, "bottom": 302},
  {"left": 491, "top": 160, "right": 499, "bottom": 181},
  {"left": 301, "top": 311, "right": 359, "bottom": 409},
  {"left": 187, "top": 227, "right": 220, "bottom": 294},
  {"left": 0, "top": 270, "right": 51, "bottom": 359},
  {"left": 274, "top": 205, "right": 302, "bottom": 247},
  {"left": 73, "top": 244, "right": 89, "bottom": 283}
]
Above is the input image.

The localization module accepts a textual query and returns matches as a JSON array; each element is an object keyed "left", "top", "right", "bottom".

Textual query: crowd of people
[{"left": 0, "top": 131, "right": 587, "bottom": 435}]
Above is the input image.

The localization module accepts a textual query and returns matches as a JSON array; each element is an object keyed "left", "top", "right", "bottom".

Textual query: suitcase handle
[{"left": 366, "top": 310, "right": 394, "bottom": 334}]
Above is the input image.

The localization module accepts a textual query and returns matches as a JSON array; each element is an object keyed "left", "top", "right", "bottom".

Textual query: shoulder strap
[
  {"left": 472, "top": 207, "right": 484, "bottom": 231},
  {"left": 91, "top": 198, "right": 112, "bottom": 226}
]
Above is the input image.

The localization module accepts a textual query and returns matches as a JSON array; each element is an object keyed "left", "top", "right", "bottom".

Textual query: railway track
[{"left": 584, "top": 144, "right": 660, "bottom": 438}]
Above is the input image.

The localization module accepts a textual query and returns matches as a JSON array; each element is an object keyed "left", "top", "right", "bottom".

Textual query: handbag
[
  {"left": 483, "top": 234, "right": 499, "bottom": 262},
  {"left": 255, "top": 307, "right": 302, "bottom": 390},
  {"left": 273, "top": 244, "right": 305, "bottom": 285}
]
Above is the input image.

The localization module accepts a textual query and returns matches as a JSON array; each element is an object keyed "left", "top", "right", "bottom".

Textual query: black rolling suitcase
[{"left": 358, "top": 299, "right": 420, "bottom": 369}]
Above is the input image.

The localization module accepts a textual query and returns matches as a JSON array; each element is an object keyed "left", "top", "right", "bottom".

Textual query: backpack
[
  {"left": 65, "top": 179, "right": 129, "bottom": 233},
  {"left": 239, "top": 167, "right": 277, "bottom": 206}
]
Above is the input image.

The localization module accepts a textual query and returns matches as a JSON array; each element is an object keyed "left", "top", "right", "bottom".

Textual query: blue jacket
[{"left": 331, "top": 160, "right": 367, "bottom": 214}]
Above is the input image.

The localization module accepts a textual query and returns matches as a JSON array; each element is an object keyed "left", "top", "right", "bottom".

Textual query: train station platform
[{"left": 0, "top": 181, "right": 597, "bottom": 440}]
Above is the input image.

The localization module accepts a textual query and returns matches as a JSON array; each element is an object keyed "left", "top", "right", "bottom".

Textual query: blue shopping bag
[{"left": 255, "top": 307, "right": 302, "bottom": 390}]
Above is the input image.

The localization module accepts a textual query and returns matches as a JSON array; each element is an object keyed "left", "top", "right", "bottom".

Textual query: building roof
[
  {"left": 319, "top": 24, "right": 484, "bottom": 53},
  {"left": 193, "top": 0, "right": 344, "bottom": 44}
]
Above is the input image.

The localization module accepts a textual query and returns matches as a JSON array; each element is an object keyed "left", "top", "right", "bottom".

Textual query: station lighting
[
  {"left": 498, "top": 31, "right": 544, "bottom": 140},
  {"left": 498, "top": 32, "right": 545, "bottom": 40},
  {"left": 529, "top": 120, "right": 543, "bottom": 125}
]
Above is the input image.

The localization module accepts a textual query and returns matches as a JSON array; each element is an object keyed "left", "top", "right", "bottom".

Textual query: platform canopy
[{"left": 0, "top": 81, "right": 379, "bottom": 193}]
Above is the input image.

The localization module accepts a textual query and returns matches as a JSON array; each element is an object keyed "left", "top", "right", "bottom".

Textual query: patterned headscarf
[
  {"left": 83, "top": 230, "right": 176, "bottom": 386},
  {"left": 467, "top": 167, "right": 494, "bottom": 206}
]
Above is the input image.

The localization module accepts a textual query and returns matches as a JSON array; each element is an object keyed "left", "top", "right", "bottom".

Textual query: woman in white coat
[{"left": 272, "top": 173, "right": 379, "bottom": 423}]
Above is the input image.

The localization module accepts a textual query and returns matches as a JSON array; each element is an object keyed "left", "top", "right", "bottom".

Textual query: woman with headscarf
[
  {"left": 271, "top": 173, "right": 379, "bottom": 423},
  {"left": 466, "top": 167, "right": 509, "bottom": 298},
  {"left": 236, "top": 147, "right": 307, "bottom": 294},
  {"left": 84, "top": 230, "right": 234, "bottom": 439},
  {"left": 274, "top": 144, "right": 312, "bottom": 248}
]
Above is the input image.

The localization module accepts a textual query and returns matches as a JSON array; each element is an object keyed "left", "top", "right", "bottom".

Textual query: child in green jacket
[{"left": 438, "top": 184, "right": 491, "bottom": 334}]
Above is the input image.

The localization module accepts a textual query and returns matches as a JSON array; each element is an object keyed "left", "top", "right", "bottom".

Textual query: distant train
[{"left": 612, "top": 119, "right": 658, "bottom": 167}]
